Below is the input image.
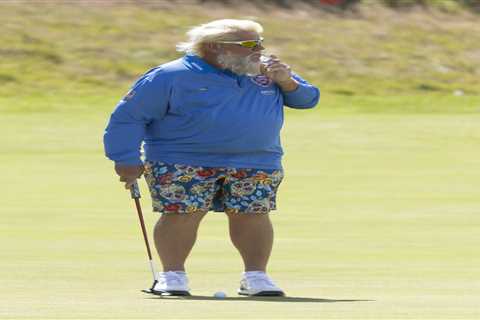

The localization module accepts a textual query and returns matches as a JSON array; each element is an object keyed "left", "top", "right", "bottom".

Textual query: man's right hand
[{"left": 114, "top": 164, "right": 145, "bottom": 189}]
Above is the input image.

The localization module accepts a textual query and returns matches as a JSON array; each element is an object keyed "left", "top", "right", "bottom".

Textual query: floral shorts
[{"left": 143, "top": 161, "right": 284, "bottom": 214}]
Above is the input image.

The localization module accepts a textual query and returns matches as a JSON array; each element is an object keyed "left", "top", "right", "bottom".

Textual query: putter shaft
[{"left": 130, "top": 181, "right": 157, "bottom": 282}]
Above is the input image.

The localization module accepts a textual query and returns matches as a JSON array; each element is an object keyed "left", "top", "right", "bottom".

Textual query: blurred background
[
  {"left": 2, "top": 0, "right": 480, "bottom": 108},
  {"left": 1, "top": 1, "right": 479, "bottom": 319}
]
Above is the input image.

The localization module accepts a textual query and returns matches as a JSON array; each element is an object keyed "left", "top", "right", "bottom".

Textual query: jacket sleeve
[
  {"left": 282, "top": 73, "right": 320, "bottom": 109},
  {"left": 103, "top": 68, "right": 170, "bottom": 165}
]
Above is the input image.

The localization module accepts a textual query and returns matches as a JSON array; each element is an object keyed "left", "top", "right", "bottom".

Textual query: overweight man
[{"left": 104, "top": 19, "right": 319, "bottom": 296}]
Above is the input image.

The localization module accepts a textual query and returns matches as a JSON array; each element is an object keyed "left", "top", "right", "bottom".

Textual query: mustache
[{"left": 217, "top": 53, "right": 261, "bottom": 76}]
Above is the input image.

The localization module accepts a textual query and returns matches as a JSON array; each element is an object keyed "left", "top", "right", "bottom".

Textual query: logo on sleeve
[{"left": 250, "top": 75, "right": 273, "bottom": 87}]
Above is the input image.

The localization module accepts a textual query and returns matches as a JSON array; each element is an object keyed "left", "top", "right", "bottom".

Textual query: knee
[
  {"left": 227, "top": 213, "right": 271, "bottom": 235},
  {"left": 156, "top": 210, "right": 207, "bottom": 227},
  {"left": 227, "top": 212, "right": 269, "bottom": 223}
]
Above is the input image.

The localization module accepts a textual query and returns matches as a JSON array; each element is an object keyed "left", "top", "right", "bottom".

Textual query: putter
[{"left": 129, "top": 181, "right": 158, "bottom": 293}]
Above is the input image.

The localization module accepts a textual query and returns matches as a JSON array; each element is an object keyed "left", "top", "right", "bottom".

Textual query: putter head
[
  {"left": 142, "top": 280, "right": 191, "bottom": 296},
  {"left": 141, "top": 280, "right": 157, "bottom": 295},
  {"left": 141, "top": 289, "right": 191, "bottom": 297}
]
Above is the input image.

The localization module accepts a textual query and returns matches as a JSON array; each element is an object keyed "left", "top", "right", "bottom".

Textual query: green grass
[
  {"left": 2, "top": 105, "right": 480, "bottom": 319},
  {"left": 1, "top": 1, "right": 480, "bottom": 319}
]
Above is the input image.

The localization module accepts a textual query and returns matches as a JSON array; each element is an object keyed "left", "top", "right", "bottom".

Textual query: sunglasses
[{"left": 217, "top": 37, "right": 264, "bottom": 49}]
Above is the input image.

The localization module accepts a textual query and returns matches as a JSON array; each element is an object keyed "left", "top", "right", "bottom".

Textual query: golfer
[{"left": 104, "top": 19, "right": 319, "bottom": 296}]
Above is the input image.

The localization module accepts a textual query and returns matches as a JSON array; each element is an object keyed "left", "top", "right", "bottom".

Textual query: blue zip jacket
[{"left": 103, "top": 54, "right": 319, "bottom": 169}]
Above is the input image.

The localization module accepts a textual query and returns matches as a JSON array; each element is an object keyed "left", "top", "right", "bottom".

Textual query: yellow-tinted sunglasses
[{"left": 217, "top": 37, "right": 264, "bottom": 49}]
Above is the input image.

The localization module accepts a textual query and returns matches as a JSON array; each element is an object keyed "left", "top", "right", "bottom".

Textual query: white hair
[{"left": 176, "top": 19, "right": 263, "bottom": 57}]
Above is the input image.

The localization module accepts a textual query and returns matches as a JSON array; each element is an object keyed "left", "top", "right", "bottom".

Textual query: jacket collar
[
  {"left": 182, "top": 54, "right": 244, "bottom": 84},
  {"left": 183, "top": 54, "right": 222, "bottom": 74}
]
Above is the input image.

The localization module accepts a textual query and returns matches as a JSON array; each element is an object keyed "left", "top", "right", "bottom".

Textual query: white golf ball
[{"left": 214, "top": 291, "right": 227, "bottom": 299}]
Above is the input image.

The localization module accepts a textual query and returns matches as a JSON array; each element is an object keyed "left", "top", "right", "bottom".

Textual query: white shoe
[
  {"left": 151, "top": 271, "right": 190, "bottom": 296},
  {"left": 238, "top": 272, "right": 285, "bottom": 296}
]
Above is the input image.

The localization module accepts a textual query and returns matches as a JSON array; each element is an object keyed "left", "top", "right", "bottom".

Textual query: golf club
[{"left": 129, "top": 181, "right": 158, "bottom": 292}]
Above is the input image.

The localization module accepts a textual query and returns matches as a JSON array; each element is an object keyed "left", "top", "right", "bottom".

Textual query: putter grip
[{"left": 130, "top": 181, "right": 141, "bottom": 199}]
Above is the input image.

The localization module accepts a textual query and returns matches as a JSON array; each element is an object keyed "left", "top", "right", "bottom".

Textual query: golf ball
[{"left": 214, "top": 291, "right": 227, "bottom": 299}]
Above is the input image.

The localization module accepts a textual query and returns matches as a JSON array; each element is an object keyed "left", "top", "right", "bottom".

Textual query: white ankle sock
[
  {"left": 244, "top": 271, "right": 266, "bottom": 277},
  {"left": 160, "top": 271, "right": 186, "bottom": 275}
]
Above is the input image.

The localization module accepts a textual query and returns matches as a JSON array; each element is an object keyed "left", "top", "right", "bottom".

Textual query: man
[{"left": 104, "top": 19, "right": 319, "bottom": 297}]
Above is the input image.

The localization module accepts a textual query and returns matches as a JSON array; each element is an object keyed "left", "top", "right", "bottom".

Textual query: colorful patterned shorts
[{"left": 143, "top": 161, "right": 284, "bottom": 214}]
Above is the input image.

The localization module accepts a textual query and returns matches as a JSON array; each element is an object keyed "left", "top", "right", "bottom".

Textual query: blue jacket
[{"left": 104, "top": 54, "right": 319, "bottom": 169}]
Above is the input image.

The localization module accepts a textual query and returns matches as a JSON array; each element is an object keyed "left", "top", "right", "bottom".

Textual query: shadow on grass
[{"left": 143, "top": 292, "right": 373, "bottom": 303}]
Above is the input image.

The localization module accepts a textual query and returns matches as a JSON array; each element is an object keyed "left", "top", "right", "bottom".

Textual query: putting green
[{"left": 1, "top": 105, "right": 479, "bottom": 319}]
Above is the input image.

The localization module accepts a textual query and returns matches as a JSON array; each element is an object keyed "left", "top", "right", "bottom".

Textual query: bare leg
[
  {"left": 227, "top": 212, "right": 274, "bottom": 272},
  {"left": 153, "top": 211, "right": 207, "bottom": 271}
]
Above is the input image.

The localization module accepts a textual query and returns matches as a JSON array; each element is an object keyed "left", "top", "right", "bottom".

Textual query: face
[{"left": 216, "top": 31, "right": 265, "bottom": 76}]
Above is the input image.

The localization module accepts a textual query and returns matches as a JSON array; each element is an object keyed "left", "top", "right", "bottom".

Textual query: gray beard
[{"left": 217, "top": 53, "right": 261, "bottom": 76}]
